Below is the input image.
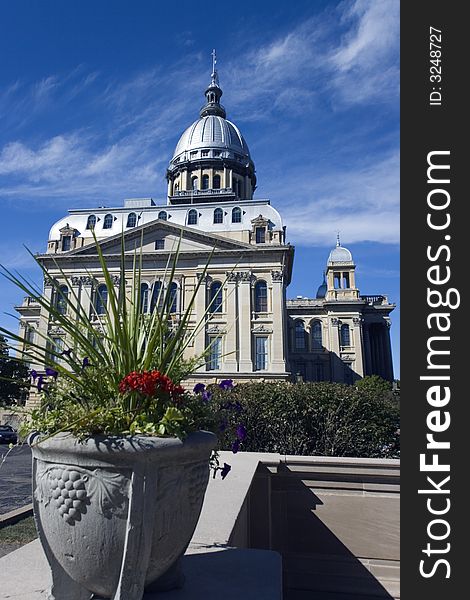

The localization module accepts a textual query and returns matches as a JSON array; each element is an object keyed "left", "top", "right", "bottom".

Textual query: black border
[{"left": 401, "top": 3, "right": 466, "bottom": 597}]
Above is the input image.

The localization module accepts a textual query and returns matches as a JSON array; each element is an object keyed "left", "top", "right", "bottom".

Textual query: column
[
  {"left": 223, "top": 166, "right": 229, "bottom": 189},
  {"left": 244, "top": 175, "right": 250, "bottom": 200},
  {"left": 270, "top": 271, "right": 286, "bottom": 373},
  {"left": 224, "top": 273, "right": 238, "bottom": 372},
  {"left": 193, "top": 274, "right": 207, "bottom": 372},
  {"left": 352, "top": 317, "right": 364, "bottom": 377},
  {"left": 362, "top": 322, "right": 372, "bottom": 376},
  {"left": 382, "top": 322, "right": 394, "bottom": 381},
  {"left": 329, "top": 317, "right": 342, "bottom": 382},
  {"left": 238, "top": 271, "right": 253, "bottom": 372},
  {"left": 182, "top": 169, "right": 188, "bottom": 191}
]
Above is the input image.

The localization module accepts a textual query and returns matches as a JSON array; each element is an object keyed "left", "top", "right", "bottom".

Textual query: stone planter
[{"left": 30, "top": 430, "right": 216, "bottom": 600}]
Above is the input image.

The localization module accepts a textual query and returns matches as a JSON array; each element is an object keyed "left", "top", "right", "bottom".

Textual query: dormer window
[
  {"left": 126, "top": 212, "right": 137, "bottom": 228},
  {"left": 255, "top": 227, "right": 266, "bottom": 244},
  {"left": 188, "top": 209, "right": 198, "bottom": 225},
  {"left": 232, "top": 207, "right": 242, "bottom": 223},
  {"left": 86, "top": 215, "right": 96, "bottom": 230},
  {"left": 61, "top": 236, "right": 71, "bottom": 251},
  {"left": 213, "top": 174, "right": 221, "bottom": 189},
  {"left": 202, "top": 174, "right": 209, "bottom": 190},
  {"left": 201, "top": 150, "right": 209, "bottom": 157},
  {"left": 103, "top": 214, "right": 113, "bottom": 229},
  {"left": 190, "top": 151, "right": 198, "bottom": 158}
]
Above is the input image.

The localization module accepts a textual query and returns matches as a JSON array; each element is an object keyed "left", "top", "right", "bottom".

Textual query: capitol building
[{"left": 17, "top": 59, "right": 395, "bottom": 404}]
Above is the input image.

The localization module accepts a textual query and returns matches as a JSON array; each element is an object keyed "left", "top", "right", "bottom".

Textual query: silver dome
[
  {"left": 328, "top": 245, "right": 354, "bottom": 264},
  {"left": 172, "top": 115, "right": 251, "bottom": 161}
]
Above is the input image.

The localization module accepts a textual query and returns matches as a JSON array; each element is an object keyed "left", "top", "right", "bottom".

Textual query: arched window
[
  {"left": 340, "top": 324, "right": 351, "bottom": 347},
  {"left": 232, "top": 207, "right": 242, "bottom": 223},
  {"left": 103, "top": 214, "right": 113, "bottom": 229},
  {"left": 254, "top": 280, "right": 268, "bottom": 313},
  {"left": 311, "top": 321, "right": 322, "bottom": 349},
  {"left": 56, "top": 285, "right": 69, "bottom": 315},
  {"left": 213, "top": 208, "right": 223, "bottom": 224},
  {"left": 188, "top": 209, "right": 198, "bottom": 225},
  {"left": 95, "top": 284, "right": 108, "bottom": 315},
  {"left": 158, "top": 211, "right": 167, "bottom": 221},
  {"left": 86, "top": 215, "right": 96, "bottom": 230},
  {"left": 213, "top": 174, "right": 221, "bottom": 189},
  {"left": 192, "top": 177, "right": 198, "bottom": 190},
  {"left": 208, "top": 282, "right": 223, "bottom": 313},
  {"left": 169, "top": 282, "right": 178, "bottom": 313},
  {"left": 202, "top": 174, "right": 209, "bottom": 190},
  {"left": 140, "top": 283, "right": 149, "bottom": 313},
  {"left": 174, "top": 182, "right": 179, "bottom": 192},
  {"left": 150, "top": 282, "right": 162, "bottom": 312},
  {"left": 295, "top": 320, "right": 306, "bottom": 350},
  {"left": 127, "top": 212, "right": 137, "bottom": 228}
]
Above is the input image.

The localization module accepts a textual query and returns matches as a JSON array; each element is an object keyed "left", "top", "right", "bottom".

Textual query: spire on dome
[
  {"left": 200, "top": 49, "right": 226, "bottom": 118},
  {"left": 336, "top": 232, "right": 341, "bottom": 247}
]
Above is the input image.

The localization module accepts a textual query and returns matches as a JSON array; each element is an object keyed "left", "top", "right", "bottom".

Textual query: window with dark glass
[
  {"left": 150, "top": 282, "right": 162, "bottom": 312},
  {"left": 232, "top": 207, "right": 242, "bottom": 223},
  {"left": 188, "top": 209, "right": 198, "bottom": 225},
  {"left": 255, "top": 227, "right": 266, "bottom": 244},
  {"left": 312, "top": 321, "right": 322, "bottom": 349},
  {"left": 95, "top": 284, "right": 108, "bottom": 315},
  {"left": 207, "top": 336, "right": 222, "bottom": 371},
  {"left": 208, "top": 282, "right": 222, "bottom": 313},
  {"left": 158, "top": 211, "right": 167, "bottom": 221},
  {"left": 103, "top": 214, "right": 113, "bottom": 229},
  {"left": 56, "top": 285, "right": 69, "bottom": 315},
  {"left": 213, "top": 174, "right": 221, "bottom": 189},
  {"left": 169, "top": 282, "right": 178, "bottom": 313},
  {"left": 254, "top": 281, "right": 268, "bottom": 312},
  {"left": 255, "top": 336, "right": 268, "bottom": 371},
  {"left": 295, "top": 321, "right": 306, "bottom": 350},
  {"left": 61, "top": 236, "right": 71, "bottom": 251},
  {"left": 86, "top": 215, "right": 96, "bottom": 230},
  {"left": 334, "top": 272, "right": 341, "bottom": 289},
  {"left": 140, "top": 283, "right": 149, "bottom": 313},
  {"left": 213, "top": 208, "right": 223, "bottom": 224},
  {"left": 127, "top": 212, "right": 137, "bottom": 228},
  {"left": 155, "top": 239, "right": 165, "bottom": 250},
  {"left": 202, "top": 174, "right": 209, "bottom": 190},
  {"left": 340, "top": 324, "right": 351, "bottom": 346}
]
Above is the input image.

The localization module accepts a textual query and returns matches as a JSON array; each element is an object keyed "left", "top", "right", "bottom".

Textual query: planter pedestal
[{"left": 30, "top": 431, "right": 216, "bottom": 600}]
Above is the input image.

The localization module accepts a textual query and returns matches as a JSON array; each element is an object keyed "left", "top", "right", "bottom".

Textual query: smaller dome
[
  {"left": 327, "top": 235, "right": 354, "bottom": 264},
  {"left": 316, "top": 272, "right": 327, "bottom": 298}
]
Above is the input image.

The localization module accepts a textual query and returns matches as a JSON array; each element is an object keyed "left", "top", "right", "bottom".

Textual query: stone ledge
[{"left": 0, "top": 504, "right": 33, "bottom": 527}]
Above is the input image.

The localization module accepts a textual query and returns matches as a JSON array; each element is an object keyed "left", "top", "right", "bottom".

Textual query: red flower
[{"left": 119, "top": 370, "right": 185, "bottom": 400}]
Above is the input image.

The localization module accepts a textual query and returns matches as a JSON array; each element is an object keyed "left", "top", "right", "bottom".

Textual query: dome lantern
[{"left": 166, "top": 50, "right": 256, "bottom": 205}]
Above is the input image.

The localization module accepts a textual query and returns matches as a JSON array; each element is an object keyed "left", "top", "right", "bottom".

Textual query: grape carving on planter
[{"left": 35, "top": 463, "right": 129, "bottom": 524}]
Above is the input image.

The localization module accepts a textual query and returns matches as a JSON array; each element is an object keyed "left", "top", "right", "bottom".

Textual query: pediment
[{"left": 68, "top": 218, "right": 253, "bottom": 257}]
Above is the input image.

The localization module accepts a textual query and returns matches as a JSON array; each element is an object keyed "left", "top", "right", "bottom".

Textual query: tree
[{"left": 0, "top": 335, "right": 29, "bottom": 406}]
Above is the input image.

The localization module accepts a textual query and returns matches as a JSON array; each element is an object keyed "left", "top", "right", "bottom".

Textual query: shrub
[{"left": 202, "top": 380, "right": 399, "bottom": 459}]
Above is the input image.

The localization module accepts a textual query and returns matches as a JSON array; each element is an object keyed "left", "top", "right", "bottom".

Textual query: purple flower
[
  {"left": 30, "top": 369, "right": 38, "bottom": 381},
  {"left": 236, "top": 424, "right": 247, "bottom": 441},
  {"left": 220, "top": 463, "right": 231, "bottom": 479},
  {"left": 37, "top": 375, "right": 44, "bottom": 392},
  {"left": 45, "top": 367, "right": 58, "bottom": 380},
  {"left": 231, "top": 438, "right": 240, "bottom": 454},
  {"left": 219, "top": 379, "right": 233, "bottom": 390},
  {"left": 82, "top": 357, "right": 90, "bottom": 369},
  {"left": 202, "top": 390, "right": 212, "bottom": 403},
  {"left": 193, "top": 383, "right": 205, "bottom": 394}
]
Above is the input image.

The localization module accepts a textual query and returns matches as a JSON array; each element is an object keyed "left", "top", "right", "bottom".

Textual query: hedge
[{"left": 199, "top": 379, "right": 399, "bottom": 459}]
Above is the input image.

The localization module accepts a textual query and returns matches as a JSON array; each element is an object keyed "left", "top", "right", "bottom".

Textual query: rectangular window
[
  {"left": 201, "top": 150, "right": 209, "bottom": 157},
  {"left": 25, "top": 326, "right": 35, "bottom": 345},
  {"left": 255, "top": 336, "right": 268, "bottom": 371},
  {"left": 334, "top": 272, "right": 341, "bottom": 289},
  {"left": 155, "top": 239, "right": 165, "bottom": 250},
  {"left": 49, "top": 336, "right": 64, "bottom": 361},
  {"left": 255, "top": 227, "right": 266, "bottom": 244},
  {"left": 61, "top": 236, "right": 71, "bottom": 251},
  {"left": 207, "top": 337, "right": 222, "bottom": 371}
]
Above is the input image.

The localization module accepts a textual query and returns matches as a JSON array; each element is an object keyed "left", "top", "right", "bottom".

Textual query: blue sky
[{"left": 0, "top": 0, "right": 400, "bottom": 376}]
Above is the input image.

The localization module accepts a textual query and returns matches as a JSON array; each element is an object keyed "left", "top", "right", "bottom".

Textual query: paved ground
[{"left": 0, "top": 444, "right": 32, "bottom": 515}]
